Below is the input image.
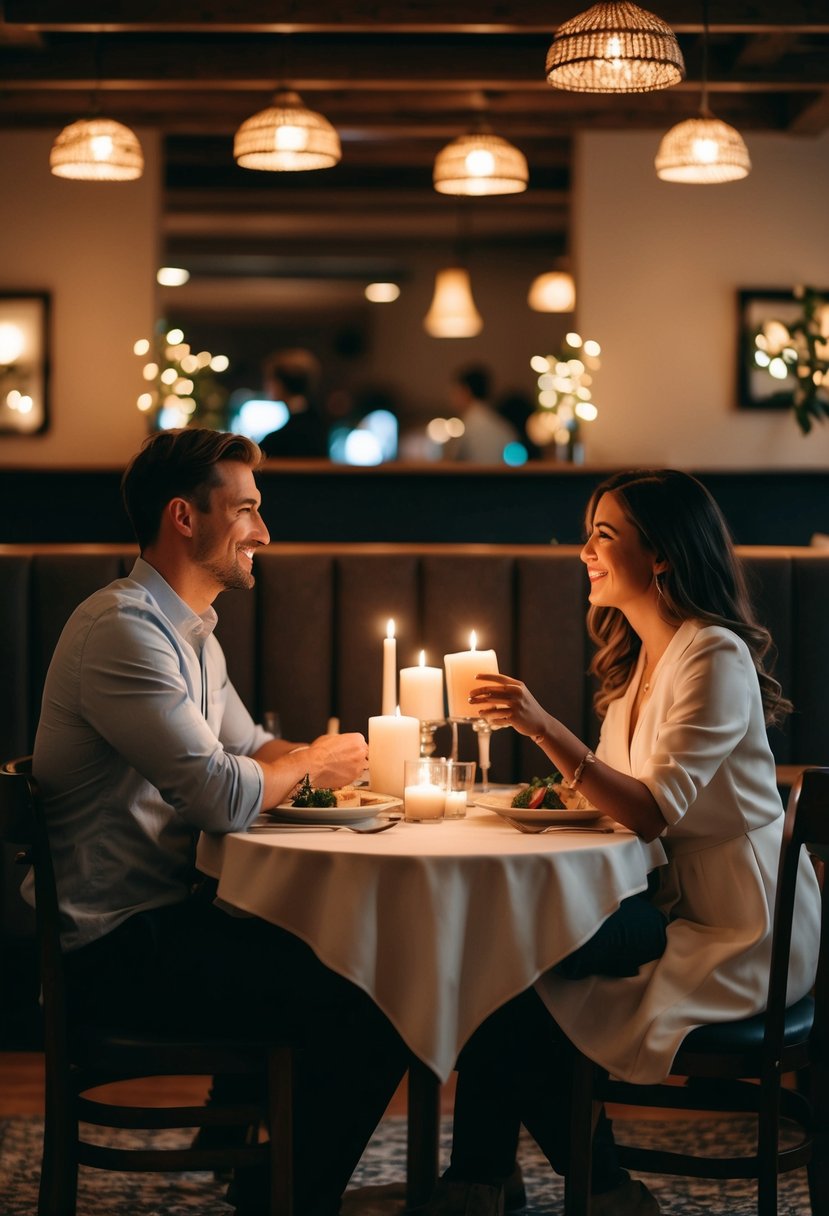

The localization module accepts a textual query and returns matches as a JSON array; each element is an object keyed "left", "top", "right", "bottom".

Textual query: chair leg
[
  {"left": 38, "top": 1094, "right": 79, "bottom": 1216},
  {"left": 565, "top": 1052, "right": 596, "bottom": 1216},
  {"left": 756, "top": 1081, "right": 780, "bottom": 1216}
]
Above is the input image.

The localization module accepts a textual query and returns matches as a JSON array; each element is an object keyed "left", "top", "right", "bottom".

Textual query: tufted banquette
[{"left": 1, "top": 541, "right": 828, "bottom": 959}]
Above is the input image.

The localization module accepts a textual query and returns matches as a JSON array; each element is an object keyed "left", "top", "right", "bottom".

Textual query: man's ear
[{"left": 167, "top": 497, "right": 195, "bottom": 538}]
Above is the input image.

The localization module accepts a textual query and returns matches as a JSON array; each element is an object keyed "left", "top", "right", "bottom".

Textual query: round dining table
[{"left": 196, "top": 806, "right": 667, "bottom": 1206}]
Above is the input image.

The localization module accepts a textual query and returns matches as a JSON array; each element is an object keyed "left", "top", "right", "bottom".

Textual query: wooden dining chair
[
  {"left": 566, "top": 766, "right": 829, "bottom": 1216},
  {"left": 1, "top": 755, "right": 296, "bottom": 1216}
]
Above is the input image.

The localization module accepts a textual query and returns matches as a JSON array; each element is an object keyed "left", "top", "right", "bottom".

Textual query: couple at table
[{"left": 31, "top": 428, "right": 821, "bottom": 1216}]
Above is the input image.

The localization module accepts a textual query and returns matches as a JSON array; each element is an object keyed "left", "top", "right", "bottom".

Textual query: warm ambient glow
[
  {"left": 528, "top": 270, "right": 576, "bottom": 313},
  {"left": 234, "top": 90, "right": 341, "bottom": 171},
  {"left": 433, "top": 132, "right": 528, "bottom": 196},
  {"left": 545, "top": 1, "right": 685, "bottom": 94},
  {"left": 49, "top": 117, "right": 144, "bottom": 181},
  {"left": 423, "top": 268, "right": 483, "bottom": 338},
  {"left": 655, "top": 116, "right": 751, "bottom": 183},
  {"left": 365, "top": 283, "right": 400, "bottom": 303},
  {"left": 157, "top": 267, "right": 191, "bottom": 287}
]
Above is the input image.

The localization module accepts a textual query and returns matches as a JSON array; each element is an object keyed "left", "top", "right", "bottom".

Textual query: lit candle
[
  {"left": 368, "top": 712, "right": 420, "bottom": 799},
  {"left": 382, "top": 618, "right": 397, "bottom": 716},
  {"left": 444, "top": 790, "right": 468, "bottom": 817},
  {"left": 444, "top": 631, "right": 499, "bottom": 719},
  {"left": 404, "top": 782, "right": 446, "bottom": 821},
  {"left": 399, "top": 650, "right": 444, "bottom": 722}
]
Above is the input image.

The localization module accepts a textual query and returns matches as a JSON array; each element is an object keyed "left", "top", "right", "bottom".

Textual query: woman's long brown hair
[{"left": 585, "top": 470, "right": 791, "bottom": 725}]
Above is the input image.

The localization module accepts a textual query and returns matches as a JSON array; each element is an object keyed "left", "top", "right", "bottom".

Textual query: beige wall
[
  {"left": 0, "top": 130, "right": 159, "bottom": 467},
  {"left": 575, "top": 129, "right": 829, "bottom": 468},
  {"left": 2, "top": 124, "right": 828, "bottom": 469}
]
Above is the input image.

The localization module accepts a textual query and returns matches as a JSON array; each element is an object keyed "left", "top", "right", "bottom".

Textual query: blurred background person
[
  {"left": 260, "top": 348, "right": 330, "bottom": 459},
  {"left": 447, "top": 364, "right": 519, "bottom": 463}
]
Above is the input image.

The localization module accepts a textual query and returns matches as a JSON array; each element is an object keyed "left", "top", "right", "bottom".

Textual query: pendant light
[
  {"left": 234, "top": 89, "right": 341, "bottom": 172},
  {"left": 49, "top": 43, "right": 143, "bottom": 181},
  {"left": 528, "top": 269, "right": 576, "bottom": 313},
  {"left": 546, "top": 1, "right": 685, "bottom": 94},
  {"left": 50, "top": 117, "right": 144, "bottom": 181},
  {"left": 655, "top": 2, "right": 750, "bottom": 183},
  {"left": 424, "top": 267, "right": 483, "bottom": 338},
  {"left": 433, "top": 131, "right": 528, "bottom": 197}
]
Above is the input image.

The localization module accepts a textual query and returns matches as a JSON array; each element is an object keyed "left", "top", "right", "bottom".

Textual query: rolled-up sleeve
[
  {"left": 638, "top": 631, "right": 751, "bottom": 827},
  {"left": 79, "top": 604, "right": 263, "bottom": 832}
]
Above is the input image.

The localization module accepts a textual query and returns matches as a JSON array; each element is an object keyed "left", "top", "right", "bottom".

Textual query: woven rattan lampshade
[
  {"left": 546, "top": 1, "right": 685, "bottom": 93},
  {"left": 528, "top": 270, "right": 577, "bottom": 313},
  {"left": 433, "top": 132, "right": 528, "bottom": 196},
  {"left": 423, "top": 268, "right": 483, "bottom": 338},
  {"left": 49, "top": 117, "right": 144, "bottom": 181},
  {"left": 234, "top": 90, "right": 341, "bottom": 171},
  {"left": 655, "top": 114, "right": 751, "bottom": 182}
]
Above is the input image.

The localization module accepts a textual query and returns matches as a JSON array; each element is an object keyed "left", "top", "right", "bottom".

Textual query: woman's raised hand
[{"left": 468, "top": 672, "right": 551, "bottom": 740}]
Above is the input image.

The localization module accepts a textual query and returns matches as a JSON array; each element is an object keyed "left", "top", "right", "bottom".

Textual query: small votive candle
[
  {"left": 403, "top": 758, "right": 448, "bottom": 823},
  {"left": 444, "top": 760, "right": 476, "bottom": 819}
]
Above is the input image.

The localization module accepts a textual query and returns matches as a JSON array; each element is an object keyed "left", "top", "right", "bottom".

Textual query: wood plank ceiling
[{"left": 2, "top": 3, "right": 828, "bottom": 290}]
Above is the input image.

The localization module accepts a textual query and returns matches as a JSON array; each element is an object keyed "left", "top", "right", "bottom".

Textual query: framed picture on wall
[
  {"left": 0, "top": 291, "right": 51, "bottom": 435},
  {"left": 736, "top": 288, "right": 827, "bottom": 411}
]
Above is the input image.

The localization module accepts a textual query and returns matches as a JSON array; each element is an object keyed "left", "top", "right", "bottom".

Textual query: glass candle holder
[
  {"left": 403, "top": 758, "right": 448, "bottom": 823},
  {"left": 444, "top": 760, "right": 476, "bottom": 819}
]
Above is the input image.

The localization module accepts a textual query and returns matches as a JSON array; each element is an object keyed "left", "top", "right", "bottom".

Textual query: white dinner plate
[
  {"left": 264, "top": 792, "right": 403, "bottom": 826},
  {"left": 475, "top": 791, "right": 605, "bottom": 826}
]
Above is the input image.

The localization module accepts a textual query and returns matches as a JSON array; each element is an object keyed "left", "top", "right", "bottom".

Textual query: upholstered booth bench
[{"left": 2, "top": 541, "right": 828, "bottom": 1036}]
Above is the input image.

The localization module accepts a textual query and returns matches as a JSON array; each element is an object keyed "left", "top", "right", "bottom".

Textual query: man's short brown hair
[{"left": 121, "top": 428, "right": 261, "bottom": 550}]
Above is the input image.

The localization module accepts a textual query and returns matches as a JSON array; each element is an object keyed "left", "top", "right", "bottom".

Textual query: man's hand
[
  {"left": 258, "top": 732, "right": 368, "bottom": 810},
  {"left": 304, "top": 732, "right": 368, "bottom": 790}
]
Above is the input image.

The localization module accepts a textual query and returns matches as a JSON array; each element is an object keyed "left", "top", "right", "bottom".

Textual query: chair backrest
[
  {"left": 1, "top": 755, "right": 70, "bottom": 1071},
  {"left": 764, "top": 767, "right": 829, "bottom": 1072}
]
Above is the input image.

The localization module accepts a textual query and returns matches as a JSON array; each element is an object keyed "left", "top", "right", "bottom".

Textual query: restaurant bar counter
[{"left": 2, "top": 541, "right": 828, "bottom": 1039}]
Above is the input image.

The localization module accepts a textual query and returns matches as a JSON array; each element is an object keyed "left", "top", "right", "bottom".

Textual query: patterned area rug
[{"left": 0, "top": 1113, "right": 811, "bottom": 1214}]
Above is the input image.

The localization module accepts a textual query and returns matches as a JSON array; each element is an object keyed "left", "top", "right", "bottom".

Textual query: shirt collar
[{"left": 130, "top": 556, "right": 219, "bottom": 645}]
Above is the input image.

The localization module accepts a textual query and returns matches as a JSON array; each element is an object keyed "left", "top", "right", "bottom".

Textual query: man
[
  {"left": 28, "top": 428, "right": 407, "bottom": 1215},
  {"left": 448, "top": 365, "right": 518, "bottom": 464},
  {"left": 259, "top": 348, "right": 329, "bottom": 458}
]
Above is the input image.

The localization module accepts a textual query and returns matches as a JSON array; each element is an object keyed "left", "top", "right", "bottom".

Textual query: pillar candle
[
  {"left": 382, "top": 618, "right": 397, "bottom": 716},
  {"left": 368, "top": 712, "right": 420, "bottom": 798},
  {"left": 444, "top": 631, "right": 499, "bottom": 719},
  {"left": 399, "top": 650, "right": 444, "bottom": 722}
]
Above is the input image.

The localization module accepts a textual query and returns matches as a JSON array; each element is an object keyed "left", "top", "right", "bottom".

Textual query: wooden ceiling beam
[{"left": 6, "top": 1, "right": 829, "bottom": 36}]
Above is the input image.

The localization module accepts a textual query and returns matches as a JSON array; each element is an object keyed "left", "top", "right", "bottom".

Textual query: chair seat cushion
[{"left": 679, "top": 994, "right": 814, "bottom": 1054}]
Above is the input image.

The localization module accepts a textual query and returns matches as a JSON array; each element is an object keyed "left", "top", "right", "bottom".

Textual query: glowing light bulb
[
  {"left": 90, "top": 135, "right": 114, "bottom": 161},
  {"left": 275, "top": 124, "right": 308, "bottom": 152},
  {"left": 464, "top": 148, "right": 496, "bottom": 177}
]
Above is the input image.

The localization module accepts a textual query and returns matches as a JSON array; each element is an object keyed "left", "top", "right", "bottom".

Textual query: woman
[{"left": 429, "top": 470, "right": 821, "bottom": 1216}]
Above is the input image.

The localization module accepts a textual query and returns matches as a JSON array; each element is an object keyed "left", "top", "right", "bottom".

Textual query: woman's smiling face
[{"left": 580, "top": 490, "right": 661, "bottom": 612}]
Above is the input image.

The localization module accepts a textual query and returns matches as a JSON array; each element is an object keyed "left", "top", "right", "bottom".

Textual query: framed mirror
[{"left": 0, "top": 292, "right": 50, "bottom": 435}]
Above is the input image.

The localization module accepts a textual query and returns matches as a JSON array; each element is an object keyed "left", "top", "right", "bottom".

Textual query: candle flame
[
  {"left": 470, "top": 630, "right": 477, "bottom": 651},
  {"left": 387, "top": 618, "right": 395, "bottom": 639},
  {"left": 418, "top": 649, "right": 426, "bottom": 667}
]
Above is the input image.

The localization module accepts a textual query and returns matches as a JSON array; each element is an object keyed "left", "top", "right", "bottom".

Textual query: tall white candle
[
  {"left": 368, "top": 712, "right": 420, "bottom": 798},
  {"left": 444, "top": 631, "right": 499, "bottom": 719},
  {"left": 399, "top": 650, "right": 444, "bottom": 722},
  {"left": 381, "top": 618, "right": 397, "bottom": 716}
]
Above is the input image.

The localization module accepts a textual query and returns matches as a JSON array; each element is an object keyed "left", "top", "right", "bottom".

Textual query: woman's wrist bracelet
[{"left": 568, "top": 749, "right": 596, "bottom": 788}]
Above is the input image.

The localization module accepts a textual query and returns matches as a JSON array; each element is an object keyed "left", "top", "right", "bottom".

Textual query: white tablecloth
[{"left": 197, "top": 810, "right": 666, "bottom": 1082}]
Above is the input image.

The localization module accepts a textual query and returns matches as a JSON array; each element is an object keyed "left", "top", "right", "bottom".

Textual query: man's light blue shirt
[{"left": 28, "top": 557, "right": 271, "bottom": 951}]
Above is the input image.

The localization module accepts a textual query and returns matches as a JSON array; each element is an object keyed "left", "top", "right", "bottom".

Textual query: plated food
[
  {"left": 510, "top": 773, "right": 593, "bottom": 812},
  {"left": 476, "top": 773, "right": 604, "bottom": 826}
]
